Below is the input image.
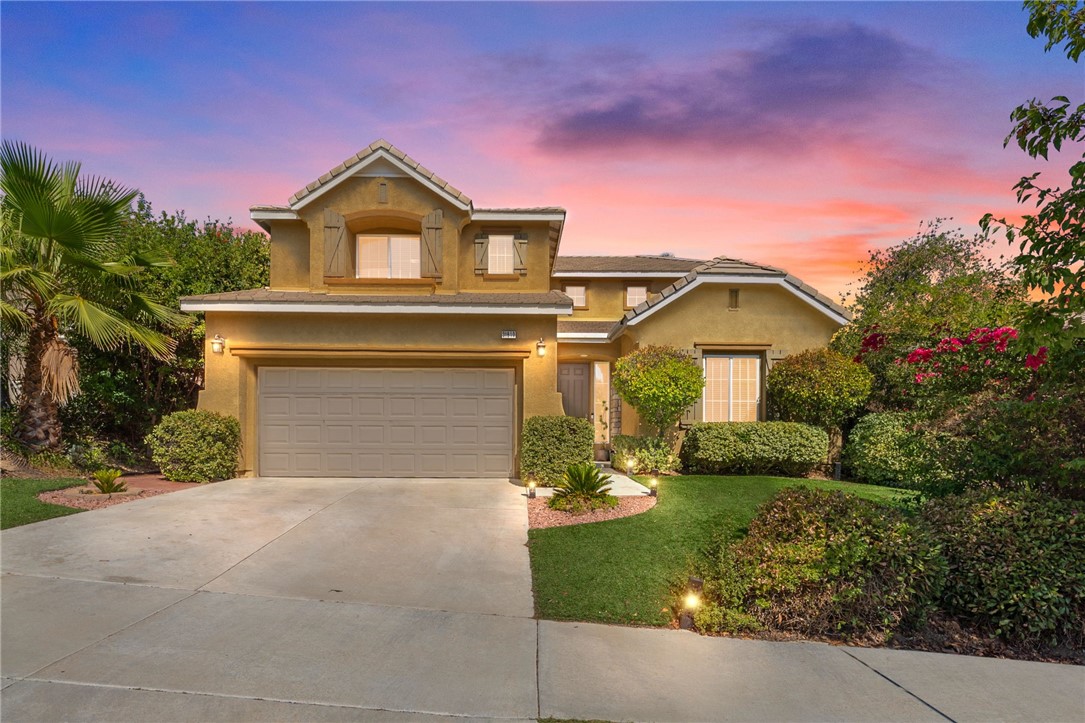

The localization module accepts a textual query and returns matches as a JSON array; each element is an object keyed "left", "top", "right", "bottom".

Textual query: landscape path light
[
  {"left": 527, "top": 481, "right": 537, "bottom": 499},
  {"left": 679, "top": 576, "right": 704, "bottom": 630}
]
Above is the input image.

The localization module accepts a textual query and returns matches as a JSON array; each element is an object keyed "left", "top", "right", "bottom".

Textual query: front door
[{"left": 558, "top": 363, "right": 591, "bottom": 419}]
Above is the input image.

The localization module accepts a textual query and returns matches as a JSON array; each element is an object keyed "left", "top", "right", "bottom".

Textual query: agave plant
[{"left": 91, "top": 468, "right": 127, "bottom": 495}]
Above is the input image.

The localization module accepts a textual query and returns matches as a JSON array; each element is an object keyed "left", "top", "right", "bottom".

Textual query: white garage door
[{"left": 258, "top": 367, "right": 514, "bottom": 477}]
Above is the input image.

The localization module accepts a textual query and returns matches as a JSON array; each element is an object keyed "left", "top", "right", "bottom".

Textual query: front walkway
[{"left": 2, "top": 477, "right": 1081, "bottom": 722}]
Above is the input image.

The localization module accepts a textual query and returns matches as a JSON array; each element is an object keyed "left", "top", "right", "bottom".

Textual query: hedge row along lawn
[
  {"left": 528, "top": 475, "right": 907, "bottom": 626},
  {"left": 1, "top": 478, "right": 84, "bottom": 530}
]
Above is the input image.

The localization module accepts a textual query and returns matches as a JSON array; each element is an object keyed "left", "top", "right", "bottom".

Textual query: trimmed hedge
[
  {"left": 693, "top": 488, "right": 945, "bottom": 642},
  {"left": 680, "top": 422, "right": 828, "bottom": 477},
  {"left": 610, "top": 434, "right": 679, "bottom": 474},
  {"left": 520, "top": 415, "right": 594, "bottom": 485},
  {"left": 924, "top": 490, "right": 1085, "bottom": 647},
  {"left": 843, "top": 412, "right": 954, "bottom": 490},
  {"left": 146, "top": 410, "right": 241, "bottom": 483}
]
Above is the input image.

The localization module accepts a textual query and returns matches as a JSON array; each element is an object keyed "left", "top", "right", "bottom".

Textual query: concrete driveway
[{"left": 3, "top": 477, "right": 1083, "bottom": 722}]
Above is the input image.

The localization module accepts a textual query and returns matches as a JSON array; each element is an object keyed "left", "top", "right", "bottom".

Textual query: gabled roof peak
[{"left": 285, "top": 139, "right": 473, "bottom": 210}]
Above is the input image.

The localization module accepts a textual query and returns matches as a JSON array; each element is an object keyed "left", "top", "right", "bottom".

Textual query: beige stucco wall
[
  {"left": 458, "top": 221, "right": 553, "bottom": 293},
  {"left": 616, "top": 283, "right": 842, "bottom": 436},
  {"left": 553, "top": 278, "right": 675, "bottom": 319},
  {"left": 268, "top": 220, "right": 310, "bottom": 290},
  {"left": 199, "top": 311, "right": 564, "bottom": 476}
]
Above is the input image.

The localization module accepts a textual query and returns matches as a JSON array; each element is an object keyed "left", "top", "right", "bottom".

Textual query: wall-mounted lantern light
[
  {"left": 536, "top": 338, "right": 547, "bottom": 357},
  {"left": 210, "top": 334, "right": 226, "bottom": 354}
]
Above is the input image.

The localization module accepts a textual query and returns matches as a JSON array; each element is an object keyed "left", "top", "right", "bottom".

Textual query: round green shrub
[
  {"left": 844, "top": 413, "right": 960, "bottom": 493},
  {"left": 680, "top": 422, "right": 828, "bottom": 477},
  {"left": 613, "top": 345, "right": 704, "bottom": 435},
  {"left": 923, "top": 490, "right": 1085, "bottom": 647},
  {"left": 694, "top": 488, "right": 945, "bottom": 642},
  {"left": 766, "top": 349, "right": 873, "bottom": 431},
  {"left": 146, "top": 410, "right": 241, "bottom": 483},
  {"left": 520, "top": 415, "right": 594, "bottom": 485},
  {"left": 610, "top": 434, "right": 679, "bottom": 474}
]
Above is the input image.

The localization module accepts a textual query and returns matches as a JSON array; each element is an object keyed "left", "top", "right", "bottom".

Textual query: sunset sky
[{"left": 2, "top": 2, "right": 1079, "bottom": 300}]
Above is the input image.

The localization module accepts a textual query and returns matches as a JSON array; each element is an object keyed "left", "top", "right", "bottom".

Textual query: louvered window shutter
[
  {"left": 513, "top": 233, "right": 528, "bottom": 275},
  {"left": 680, "top": 348, "right": 705, "bottom": 427},
  {"left": 323, "top": 209, "right": 348, "bottom": 278},
  {"left": 421, "top": 209, "right": 443, "bottom": 280},
  {"left": 474, "top": 234, "right": 489, "bottom": 275}
]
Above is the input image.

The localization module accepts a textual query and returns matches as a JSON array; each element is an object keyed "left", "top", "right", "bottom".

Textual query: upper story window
[
  {"left": 357, "top": 234, "right": 421, "bottom": 278},
  {"left": 487, "top": 235, "right": 515, "bottom": 275},
  {"left": 564, "top": 284, "right": 587, "bottom": 308},
  {"left": 625, "top": 285, "right": 648, "bottom": 308}
]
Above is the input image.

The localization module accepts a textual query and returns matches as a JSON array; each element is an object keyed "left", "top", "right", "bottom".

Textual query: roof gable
[{"left": 287, "top": 139, "right": 472, "bottom": 212}]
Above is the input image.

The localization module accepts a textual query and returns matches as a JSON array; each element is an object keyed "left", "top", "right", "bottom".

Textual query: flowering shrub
[{"left": 891, "top": 326, "right": 1047, "bottom": 412}]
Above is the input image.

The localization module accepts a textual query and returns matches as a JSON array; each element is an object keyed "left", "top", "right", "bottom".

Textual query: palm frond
[
  {"left": 48, "top": 293, "right": 128, "bottom": 350},
  {"left": 40, "top": 338, "right": 80, "bottom": 405},
  {"left": 0, "top": 299, "right": 32, "bottom": 332}
]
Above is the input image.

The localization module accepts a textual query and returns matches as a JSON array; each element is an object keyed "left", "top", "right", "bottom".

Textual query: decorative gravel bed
[
  {"left": 528, "top": 495, "right": 656, "bottom": 529},
  {"left": 37, "top": 474, "right": 199, "bottom": 511}
]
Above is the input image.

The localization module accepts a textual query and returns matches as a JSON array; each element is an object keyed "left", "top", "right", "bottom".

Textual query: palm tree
[{"left": 1, "top": 141, "right": 183, "bottom": 450}]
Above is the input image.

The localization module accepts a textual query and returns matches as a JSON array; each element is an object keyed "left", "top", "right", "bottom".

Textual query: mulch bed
[
  {"left": 37, "top": 474, "right": 199, "bottom": 511},
  {"left": 528, "top": 495, "right": 656, "bottom": 529}
]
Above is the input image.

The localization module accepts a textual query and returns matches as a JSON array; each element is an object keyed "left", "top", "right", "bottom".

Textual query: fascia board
[
  {"left": 472, "top": 211, "right": 566, "bottom": 222},
  {"left": 621, "top": 276, "right": 849, "bottom": 327},
  {"left": 551, "top": 271, "right": 688, "bottom": 279},
  {"left": 289, "top": 150, "right": 472, "bottom": 212},
  {"left": 180, "top": 301, "right": 573, "bottom": 316},
  {"left": 250, "top": 210, "right": 301, "bottom": 221}
]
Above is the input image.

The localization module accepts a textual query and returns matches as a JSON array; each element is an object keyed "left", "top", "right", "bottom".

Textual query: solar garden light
[
  {"left": 527, "top": 481, "right": 537, "bottom": 499},
  {"left": 679, "top": 576, "right": 704, "bottom": 630}
]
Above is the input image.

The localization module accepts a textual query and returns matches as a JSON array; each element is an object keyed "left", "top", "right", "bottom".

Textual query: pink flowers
[
  {"left": 906, "top": 348, "right": 933, "bottom": 364},
  {"left": 914, "top": 372, "right": 939, "bottom": 384},
  {"left": 966, "top": 326, "right": 1018, "bottom": 352},
  {"left": 1024, "top": 347, "right": 1048, "bottom": 370}
]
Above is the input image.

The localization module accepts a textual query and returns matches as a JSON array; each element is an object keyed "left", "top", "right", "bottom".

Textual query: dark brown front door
[{"left": 558, "top": 363, "right": 591, "bottom": 419}]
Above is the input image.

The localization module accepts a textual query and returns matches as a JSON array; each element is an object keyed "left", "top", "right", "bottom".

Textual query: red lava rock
[
  {"left": 38, "top": 474, "right": 201, "bottom": 511},
  {"left": 528, "top": 495, "right": 657, "bottom": 529}
]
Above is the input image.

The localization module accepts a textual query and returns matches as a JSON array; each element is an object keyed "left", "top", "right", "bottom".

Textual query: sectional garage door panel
[{"left": 258, "top": 368, "right": 514, "bottom": 477}]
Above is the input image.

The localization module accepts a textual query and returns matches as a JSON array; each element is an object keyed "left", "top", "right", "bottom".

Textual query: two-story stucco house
[{"left": 181, "top": 140, "right": 849, "bottom": 478}]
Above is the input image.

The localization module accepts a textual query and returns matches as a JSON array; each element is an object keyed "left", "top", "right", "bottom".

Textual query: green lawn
[
  {"left": 528, "top": 475, "right": 907, "bottom": 626},
  {"left": 1, "top": 477, "right": 84, "bottom": 529}
]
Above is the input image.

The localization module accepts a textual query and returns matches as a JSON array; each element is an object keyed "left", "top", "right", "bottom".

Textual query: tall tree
[
  {"left": 0, "top": 142, "right": 181, "bottom": 450},
  {"left": 982, "top": 0, "right": 1085, "bottom": 362}
]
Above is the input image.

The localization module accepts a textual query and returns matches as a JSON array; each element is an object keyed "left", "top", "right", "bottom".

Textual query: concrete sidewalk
[{"left": 2, "top": 477, "right": 1082, "bottom": 722}]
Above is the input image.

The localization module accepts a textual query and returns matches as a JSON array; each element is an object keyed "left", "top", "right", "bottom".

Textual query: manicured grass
[
  {"left": 1, "top": 477, "right": 84, "bottom": 529},
  {"left": 528, "top": 475, "right": 908, "bottom": 626}
]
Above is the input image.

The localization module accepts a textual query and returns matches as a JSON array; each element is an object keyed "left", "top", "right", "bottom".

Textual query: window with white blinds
[
  {"left": 357, "top": 234, "right": 421, "bottom": 278},
  {"left": 488, "top": 235, "right": 514, "bottom": 274},
  {"left": 703, "top": 355, "right": 760, "bottom": 422}
]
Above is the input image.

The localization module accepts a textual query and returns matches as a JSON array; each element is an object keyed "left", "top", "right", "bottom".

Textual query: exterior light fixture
[
  {"left": 527, "top": 481, "right": 537, "bottom": 499},
  {"left": 626, "top": 456, "right": 636, "bottom": 474},
  {"left": 679, "top": 576, "right": 704, "bottom": 630},
  {"left": 649, "top": 478, "right": 658, "bottom": 497},
  {"left": 536, "top": 338, "right": 547, "bottom": 357},
  {"left": 210, "top": 334, "right": 226, "bottom": 354}
]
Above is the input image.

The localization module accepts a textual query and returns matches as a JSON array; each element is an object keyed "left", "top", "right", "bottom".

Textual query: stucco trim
[
  {"left": 289, "top": 148, "right": 473, "bottom": 212},
  {"left": 228, "top": 346, "right": 532, "bottom": 359},
  {"left": 251, "top": 209, "right": 301, "bottom": 222},
  {"left": 473, "top": 210, "right": 566, "bottom": 222},
  {"left": 551, "top": 271, "right": 689, "bottom": 279},
  {"left": 611, "top": 276, "right": 849, "bottom": 338},
  {"left": 180, "top": 300, "right": 572, "bottom": 315},
  {"left": 557, "top": 332, "right": 611, "bottom": 340}
]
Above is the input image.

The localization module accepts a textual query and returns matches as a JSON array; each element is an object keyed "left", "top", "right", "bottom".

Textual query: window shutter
[
  {"left": 474, "top": 234, "right": 489, "bottom": 275},
  {"left": 421, "top": 209, "right": 443, "bottom": 280},
  {"left": 513, "top": 233, "right": 528, "bottom": 275},
  {"left": 681, "top": 348, "right": 704, "bottom": 426},
  {"left": 323, "top": 209, "right": 348, "bottom": 278}
]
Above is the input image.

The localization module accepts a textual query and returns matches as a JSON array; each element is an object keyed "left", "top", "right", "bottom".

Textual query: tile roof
[
  {"left": 286, "top": 139, "right": 473, "bottom": 209},
  {"left": 552, "top": 255, "right": 705, "bottom": 273},
  {"left": 612, "top": 255, "right": 851, "bottom": 333},
  {"left": 181, "top": 288, "right": 572, "bottom": 309},
  {"left": 557, "top": 320, "right": 616, "bottom": 334}
]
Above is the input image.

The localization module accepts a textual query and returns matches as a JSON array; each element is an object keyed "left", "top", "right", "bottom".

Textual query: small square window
[
  {"left": 488, "top": 235, "right": 514, "bottom": 275},
  {"left": 626, "top": 285, "right": 648, "bottom": 308},
  {"left": 564, "top": 285, "right": 587, "bottom": 308}
]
